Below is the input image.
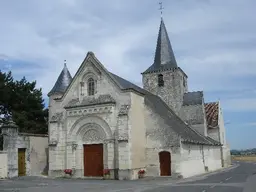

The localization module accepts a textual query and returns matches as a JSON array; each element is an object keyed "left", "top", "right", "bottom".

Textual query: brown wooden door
[
  {"left": 18, "top": 148, "right": 26, "bottom": 176},
  {"left": 159, "top": 151, "right": 171, "bottom": 176},
  {"left": 84, "top": 144, "right": 103, "bottom": 177}
]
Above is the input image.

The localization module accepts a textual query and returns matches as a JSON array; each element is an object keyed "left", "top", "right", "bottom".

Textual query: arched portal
[
  {"left": 159, "top": 151, "right": 171, "bottom": 176},
  {"left": 68, "top": 116, "right": 113, "bottom": 177}
]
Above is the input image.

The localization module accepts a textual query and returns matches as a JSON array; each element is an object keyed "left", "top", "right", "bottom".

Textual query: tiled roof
[
  {"left": 183, "top": 91, "right": 204, "bottom": 106},
  {"left": 205, "top": 102, "right": 219, "bottom": 128},
  {"left": 142, "top": 18, "right": 177, "bottom": 74},
  {"left": 110, "top": 72, "right": 220, "bottom": 146}
]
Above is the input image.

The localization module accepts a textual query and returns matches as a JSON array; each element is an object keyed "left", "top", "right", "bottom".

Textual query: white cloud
[{"left": 0, "top": 0, "right": 256, "bottom": 98}]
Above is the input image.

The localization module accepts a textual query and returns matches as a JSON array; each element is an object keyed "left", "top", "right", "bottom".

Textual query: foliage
[
  {"left": 64, "top": 169, "right": 72, "bottom": 175},
  {"left": 103, "top": 169, "right": 110, "bottom": 175},
  {"left": 231, "top": 148, "right": 256, "bottom": 156},
  {"left": 0, "top": 70, "right": 48, "bottom": 136}
]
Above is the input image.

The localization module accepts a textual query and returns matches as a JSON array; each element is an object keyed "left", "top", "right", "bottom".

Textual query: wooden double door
[
  {"left": 159, "top": 151, "right": 171, "bottom": 176},
  {"left": 83, "top": 144, "right": 103, "bottom": 177}
]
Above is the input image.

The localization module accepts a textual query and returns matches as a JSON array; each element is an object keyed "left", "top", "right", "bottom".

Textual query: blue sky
[{"left": 0, "top": 0, "right": 256, "bottom": 150}]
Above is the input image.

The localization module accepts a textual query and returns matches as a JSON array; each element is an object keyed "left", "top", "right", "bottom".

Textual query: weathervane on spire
[
  {"left": 64, "top": 60, "right": 67, "bottom": 67},
  {"left": 159, "top": 1, "right": 164, "bottom": 17}
]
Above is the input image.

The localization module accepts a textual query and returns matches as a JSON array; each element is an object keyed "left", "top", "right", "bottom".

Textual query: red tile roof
[{"left": 205, "top": 102, "right": 219, "bottom": 128}]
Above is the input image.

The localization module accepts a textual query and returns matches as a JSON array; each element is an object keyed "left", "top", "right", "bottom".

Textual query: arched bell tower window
[
  {"left": 158, "top": 74, "right": 164, "bottom": 87},
  {"left": 87, "top": 78, "right": 95, "bottom": 96}
]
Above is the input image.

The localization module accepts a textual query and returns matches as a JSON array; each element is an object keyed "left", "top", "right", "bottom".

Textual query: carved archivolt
[
  {"left": 82, "top": 129, "right": 105, "bottom": 142},
  {"left": 68, "top": 115, "right": 112, "bottom": 141},
  {"left": 76, "top": 123, "right": 106, "bottom": 143}
]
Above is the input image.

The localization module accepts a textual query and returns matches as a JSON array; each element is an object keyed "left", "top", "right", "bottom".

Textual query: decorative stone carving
[
  {"left": 72, "top": 143, "right": 78, "bottom": 150},
  {"left": 65, "top": 94, "right": 116, "bottom": 109},
  {"left": 69, "top": 116, "right": 113, "bottom": 141},
  {"left": 83, "top": 129, "right": 104, "bottom": 142},
  {"left": 66, "top": 106, "right": 113, "bottom": 116},
  {"left": 66, "top": 98, "right": 79, "bottom": 107},
  {"left": 118, "top": 105, "right": 130, "bottom": 116},
  {"left": 50, "top": 112, "right": 63, "bottom": 123}
]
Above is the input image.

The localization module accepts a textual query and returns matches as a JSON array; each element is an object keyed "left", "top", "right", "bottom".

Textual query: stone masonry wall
[
  {"left": 144, "top": 103, "right": 181, "bottom": 177},
  {"left": 0, "top": 151, "right": 8, "bottom": 178},
  {"left": 129, "top": 93, "right": 146, "bottom": 170},
  {"left": 180, "top": 104, "right": 208, "bottom": 136},
  {"left": 2, "top": 126, "right": 48, "bottom": 178},
  {"left": 3, "top": 132, "right": 30, "bottom": 177},
  {"left": 142, "top": 68, "right": 188, "bottom": 115},
  {"left": 180, "top": 143, "right": 222, "bottom": 178}
]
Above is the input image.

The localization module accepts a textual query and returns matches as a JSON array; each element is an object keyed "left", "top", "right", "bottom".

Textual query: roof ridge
[
  {"left": 185, "top": 91, "right": 203, "bottom": 94},
  {"left": 205, "top": 101, "right": 219, "bottom": 104}
]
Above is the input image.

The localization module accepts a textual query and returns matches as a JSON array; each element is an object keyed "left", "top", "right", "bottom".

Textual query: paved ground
[{"left": 0, "top": 162, "right": 256, "bottom": 192}]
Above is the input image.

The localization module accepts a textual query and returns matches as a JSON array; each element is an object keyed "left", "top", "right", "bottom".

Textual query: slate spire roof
[
  {"left": 142, "top": 18, "right": 178, "bottom": 74},
  {"left": 48, "top": 62, "right": 72, "bottom": 96}
]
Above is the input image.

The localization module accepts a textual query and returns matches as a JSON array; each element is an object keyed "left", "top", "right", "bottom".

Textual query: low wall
[
  {"left": 0, "top": 151, "right": 8, "bottom": 179},
  {"left": 180, "top": 143, "right": 222, "bottom": 178},
  {"left": 204, "top": 145, "right": 222, "bottom": 171},
  {"left": 180, "top": 144, "right": 205, "bottom": 178},
  {"left": 29, "top": 136, "right": 49, "bottom": 176},
  {"left": 3, "top": 131, "right": 48, "bottom": 178}
]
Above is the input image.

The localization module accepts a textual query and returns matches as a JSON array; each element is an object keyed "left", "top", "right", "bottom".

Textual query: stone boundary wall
[
  {"left": 1, "top": 121, "right": 48, "bottom": 178},
  {"left": 0, "top": 151, "right": 8, "bottom": 179}
]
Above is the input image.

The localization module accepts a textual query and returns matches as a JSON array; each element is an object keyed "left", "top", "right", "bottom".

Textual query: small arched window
[
  {"left": 87, "top": 78, "right": 95, "bottom": 96},
  {"left": 183, "top": 76, "right": 186, "bottom": 87},
  {"left": 158, "top": 74, "right": 164, "bottom": 87}
]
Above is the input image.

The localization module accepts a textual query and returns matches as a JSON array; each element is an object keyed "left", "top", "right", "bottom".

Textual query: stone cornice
[
  {"left": 64, "top": 94, "right": 116, "bottom": 109},
  {"left": 66, "top": 105, "right": 114, "bottom": 117}
]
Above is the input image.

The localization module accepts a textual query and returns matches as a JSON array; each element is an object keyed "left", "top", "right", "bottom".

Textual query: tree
[
  {"left": 0, "top": 70, "right": 48, "bottom": 134},
  {"left": 0, "top": 71, "right": 14, "bottom": 124}
]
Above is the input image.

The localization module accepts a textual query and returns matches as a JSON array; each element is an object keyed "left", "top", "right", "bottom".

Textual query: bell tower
[{"left": 142, "top": 18, "right": 188, "bottom": 114}]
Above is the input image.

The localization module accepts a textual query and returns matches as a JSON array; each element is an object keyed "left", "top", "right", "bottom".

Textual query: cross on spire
[
  {"left": 159, "top": 1, "right": 164, "bottom": 17},
  {"left": 64, "top": 60, "right": 67, "bottom": 67}
]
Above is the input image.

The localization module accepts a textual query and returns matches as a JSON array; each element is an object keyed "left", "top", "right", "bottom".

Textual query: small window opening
[
  {"left": 88, "top": 78, "right": 95, "bottom": 96},
  {"left": 158, "top": 74, "right": 164, "bottom": 87}
]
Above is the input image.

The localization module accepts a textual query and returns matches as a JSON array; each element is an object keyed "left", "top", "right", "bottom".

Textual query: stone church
[{"left": 47, "top": 17, "right": 231, "bottom": 180}]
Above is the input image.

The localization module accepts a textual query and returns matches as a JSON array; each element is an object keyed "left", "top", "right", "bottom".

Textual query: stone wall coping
[{"left": 18, "top": 133, "right": 48, "bottom": 137}]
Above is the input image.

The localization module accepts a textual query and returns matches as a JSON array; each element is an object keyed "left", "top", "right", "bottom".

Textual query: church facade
[{"left": 47, "top": 18, "right": 231, "bottom": 180}]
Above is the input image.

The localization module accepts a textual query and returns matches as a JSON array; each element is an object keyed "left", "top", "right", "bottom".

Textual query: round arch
[{"left": 68, "top": 115, "right": 113, "bottom": 142}]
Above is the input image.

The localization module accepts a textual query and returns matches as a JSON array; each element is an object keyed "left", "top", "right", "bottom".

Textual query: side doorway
[
  {"left": 18, "top": 148, "right": 26, "bottom": 176},
  {"left": 159, "top": 151, "right": 171, "bottom": 176}
]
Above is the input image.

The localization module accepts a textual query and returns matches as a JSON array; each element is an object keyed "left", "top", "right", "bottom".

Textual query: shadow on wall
[
  {"left": 42, "top": 148, "right": 49, "bottom": 175},
  {"left": 0, "top": 135, "right": 3, "bottom": 151}
]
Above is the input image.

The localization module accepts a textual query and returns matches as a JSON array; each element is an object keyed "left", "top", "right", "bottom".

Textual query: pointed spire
[
  {"left": 154, "top": 18, "right": 177, "bottom": 67},
  {"left": 48, "top": 60, "right": 72, "bottom": 96},
  {"left": 142, "top": 18, "right": 178, "bottom": 74}
]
